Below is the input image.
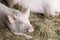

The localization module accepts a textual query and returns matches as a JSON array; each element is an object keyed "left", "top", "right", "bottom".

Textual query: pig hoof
[{"left": 25, "top": 35, "right": 33, "bottom": 39}]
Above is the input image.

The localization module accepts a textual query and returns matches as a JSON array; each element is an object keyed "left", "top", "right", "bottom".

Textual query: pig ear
[
  {"left": 6, "top": 14, "right": 16, "bottom": 23},
  {"left": 23, "top": 8, "right": 30, "bottom": 18}
]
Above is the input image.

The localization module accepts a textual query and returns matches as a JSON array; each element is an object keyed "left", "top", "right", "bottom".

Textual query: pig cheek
[{"left": 28, "top": 27, "right": 34, "bottom": 33}]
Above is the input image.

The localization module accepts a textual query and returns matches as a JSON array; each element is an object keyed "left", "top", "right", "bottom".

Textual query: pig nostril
[{"left": 28, "top": 27, "right": 34, "bottom": 33}]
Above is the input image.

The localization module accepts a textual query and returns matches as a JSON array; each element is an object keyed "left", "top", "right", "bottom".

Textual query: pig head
[{"left": 0, "top": 3, "right": 34, "bottom": 39}]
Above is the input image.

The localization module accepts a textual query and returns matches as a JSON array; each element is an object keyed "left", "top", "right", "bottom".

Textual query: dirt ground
[{"left": 0, "top": 0, "right": 60, "bottom": 40}]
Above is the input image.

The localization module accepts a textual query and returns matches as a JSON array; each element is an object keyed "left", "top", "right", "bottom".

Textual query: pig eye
[
  {"left": 19, "top": 21, "right": 27, "bottom": 25},
  {"left": 19, "top": 21, "right": 23, "bottom": 24}
]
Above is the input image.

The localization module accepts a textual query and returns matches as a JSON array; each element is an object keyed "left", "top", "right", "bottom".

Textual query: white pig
[
  {"left": 3, "top": 0, "right": 60, "bottom": 16},
  {"left": 0, "top": 3, "right": 34, "bottom": 39}
]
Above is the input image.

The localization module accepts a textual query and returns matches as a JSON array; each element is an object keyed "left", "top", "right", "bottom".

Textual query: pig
[
  {"left": 3, "top": 0, "right": 60, "bottom": 17},
  {"left": 0, "top": 3, "right": 34, "bottom": 39}
]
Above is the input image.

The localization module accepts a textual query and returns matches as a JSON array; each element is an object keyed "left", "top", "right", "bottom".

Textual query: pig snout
[{"left": 27, "top": 26, "right": 34, "bottom": 33}]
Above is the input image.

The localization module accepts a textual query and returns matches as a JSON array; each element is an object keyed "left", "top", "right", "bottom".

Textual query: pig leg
[{"left": 13, "top": 32, "right": 33, "bottom": 39}]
